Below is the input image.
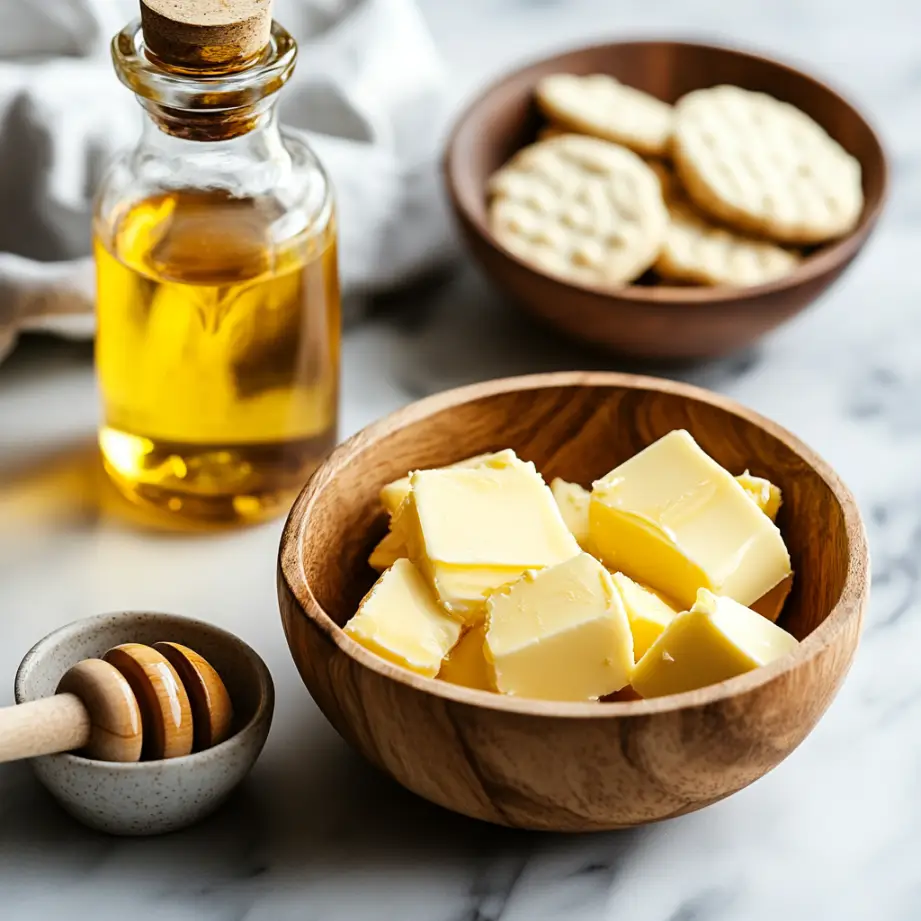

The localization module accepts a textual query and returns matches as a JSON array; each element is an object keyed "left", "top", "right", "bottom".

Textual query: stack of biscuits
[{"left": 487, "top": 75, "right": 864, "bottom": 290}]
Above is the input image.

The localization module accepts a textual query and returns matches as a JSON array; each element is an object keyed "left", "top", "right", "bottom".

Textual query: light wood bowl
[
  {"left": 278, "top": 372, "right": 868, "bottom": 831},
  {"left": 444, "top": 40, "right": 888, "bottom": 359}
]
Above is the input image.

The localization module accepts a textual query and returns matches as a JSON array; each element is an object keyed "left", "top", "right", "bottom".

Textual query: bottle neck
[
  {"left": 113, "top": 18, "right": 297, "bottom": 142},
  {"left": 141, "top": 95, "right": 279, "bottom": 142},
  {"left": 134, "top": 97, "right": 294, "bottom": 198}
]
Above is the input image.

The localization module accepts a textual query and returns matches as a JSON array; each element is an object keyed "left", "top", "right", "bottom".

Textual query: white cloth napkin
[{"left": 0, "top": 0, "right": 452, "bottom": 363}]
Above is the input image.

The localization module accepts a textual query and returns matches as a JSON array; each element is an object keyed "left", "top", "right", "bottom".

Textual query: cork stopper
[{"left": 140, "top": 0, "right": 274, "bottom": 71}]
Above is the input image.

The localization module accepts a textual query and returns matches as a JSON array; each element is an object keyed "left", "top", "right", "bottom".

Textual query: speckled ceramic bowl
[{"left": 14, "top": 611, "right": 274, "bottom": 836}]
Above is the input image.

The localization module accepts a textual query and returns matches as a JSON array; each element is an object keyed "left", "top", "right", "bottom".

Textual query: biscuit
[
  {"left": 536, "top": 73, "right": 674, "bottom": 157},
  {"left": 651, "top": 162, "right": 800, "bottom": 286},
  {"left": 672, "top": 85, "right": 863, "bottom": 244},
  {"left": 487, "top": 134, "right": 668, "bottom": 287}
]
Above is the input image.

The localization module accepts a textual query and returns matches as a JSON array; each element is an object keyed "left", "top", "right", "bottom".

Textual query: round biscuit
[
  {"left": 487, "top": 134, "right": 668, "bottom": 287},
  {"left": 651, "top": 160, "right": 799, "bottom": 285},
  {"left": 672, "top": 84, "right": 864, "bottom": 245},
  {"left": 535, "top": 73, "right": 674, "bottom": 157},
  {"left": 657, "top": 207, "right": 800, "bottom": 287}
]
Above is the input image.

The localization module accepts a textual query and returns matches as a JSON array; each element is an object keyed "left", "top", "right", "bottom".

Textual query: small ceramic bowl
[
  {"left": 278, "top": 371, "right": 869, "bottom": 831},
  {"left": 15, "top": 611, "right": 274, "bottom": 836},
  {"left": 444, "top": 40, "right": 888, "bottom": 359}
]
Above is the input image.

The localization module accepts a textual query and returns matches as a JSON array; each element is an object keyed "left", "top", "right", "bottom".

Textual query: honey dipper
[{"left": 0, "top": 641, "right": 234, "bottom": 764}]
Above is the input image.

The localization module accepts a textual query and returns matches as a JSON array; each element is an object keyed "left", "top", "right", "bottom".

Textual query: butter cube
[
  {"left": 379, "top": 449, "right": 519, "bottom": 516},
  {"left": 368, "top": 528, "right": 405, "bottom": 572},
  {"left": 345, "top": 559, "right": 463, "bottom": 677},
  {"left": 437, "top": 623, "right": 494, "bottom": 691},
  {"left": 398, "top": 455, "right": 581, "bottom": 621},
  {"left": 550, "top": 478, "right": 593, "bottom": 551},
  {"left": 736, "top": 470, "right": 783, "bottom": 522},
  {"left": 631, "top": 588, "right": 799, "bottom": 698},
  {"left": 610, "top": 571, "right": 679, "bottom": 660},
  {"left": 485, "top": 552, "right": 634, "bottom": 701},
  {"left": 552, "top": 473, "right": 781, "bottom": 549},
  {"left": 380, "top": 480, "right": 412, "bottom": 519},
  {"left": 590, "top": 430, "right": 791, "bottom": 609}
]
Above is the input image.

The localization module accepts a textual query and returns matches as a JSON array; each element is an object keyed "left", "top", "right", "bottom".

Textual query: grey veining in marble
[{"left": 2, "top": 0, "right": 920, "bottom": 918}]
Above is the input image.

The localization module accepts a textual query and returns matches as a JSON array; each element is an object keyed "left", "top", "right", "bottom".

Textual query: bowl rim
[
  {"left": 443, "top": 36, "right": 890, "bottom": 308},
  {"left": 279, "top": 371, "right": 869, "bottom": 718},
  {"left": 14, "top": 610, "right": 275, "bottom": 770}
]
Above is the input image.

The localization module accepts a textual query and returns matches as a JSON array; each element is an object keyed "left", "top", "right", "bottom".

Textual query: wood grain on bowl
[
  {"left": 444, "top": 41, "right": 888, "bottom": 359},
  {"left": 278, "top": 373, "right": 868, "bottom": 831}
]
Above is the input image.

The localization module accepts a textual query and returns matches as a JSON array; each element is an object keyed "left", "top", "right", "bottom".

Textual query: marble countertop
[{"left": 2, "top": 1, "right": 920, "bottom": 919}]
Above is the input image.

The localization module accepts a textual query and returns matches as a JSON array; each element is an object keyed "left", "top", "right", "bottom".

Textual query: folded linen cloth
[{"left": 0, "top": 0, "right": 452, "bottom": 363}]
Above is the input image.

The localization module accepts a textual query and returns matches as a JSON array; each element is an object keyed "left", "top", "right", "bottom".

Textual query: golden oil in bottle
[{"left": 95, "top": 189, "right": 340, "bottom": 525}]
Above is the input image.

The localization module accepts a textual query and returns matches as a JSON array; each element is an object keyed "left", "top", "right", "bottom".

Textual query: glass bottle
[{"left": 93, "top": 14, "right": 340, "bottom": 527}]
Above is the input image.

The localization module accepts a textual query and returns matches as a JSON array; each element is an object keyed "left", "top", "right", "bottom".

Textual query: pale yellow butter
[
  {"left": 484, "top": 552, "right": 634, "bottom": 701},
  {"left": 398, "top": 454, "right": 581, "bottom": 621},
  {"left": 551, "top": 472, "right": 780, "bottom": 552},
  {"left": 379, "top": 449, "right": 519, "bottom": 517},
  {"left": 632, "top": 588, "right": 799, "bottom": 698},
  {"left": 344, "top": 559, "right": 463, "bottom": 677},
  {"left": 368, "top": 528, "right": 406, "bottom": 572},
  {"left": 437, "top": 622, "right": 494, "bottom": 691},
  {"left": 590, "top": 430, "right": 791, "bottom": 610},
  {"left": 373, "top": 450, "right": 520, "bottom": 572},
  {"left": 550, "top": 478, "right": 593, "bottom": 551},
  {"left": 610, "top": 571, "right": 679, "bottom": 660},
  {"left": 736, "top": 470, "right": 783, "bottom": 522}
]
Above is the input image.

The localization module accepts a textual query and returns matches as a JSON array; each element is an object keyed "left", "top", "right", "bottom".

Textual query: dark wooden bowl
[
  {"left": 278, "top": 372, "right": 868, "bottom": 831},
  {"left": 444, "top": 41, "right": 888, "bottom": 359}
]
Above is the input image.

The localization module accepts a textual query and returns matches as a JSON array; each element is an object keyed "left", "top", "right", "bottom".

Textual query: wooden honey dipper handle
[
  {"left": 0, "top": 657, "right": 143, "bottom": 763},
  {"left": 0, "top": 693, "right": 91, "bottom": 763}
]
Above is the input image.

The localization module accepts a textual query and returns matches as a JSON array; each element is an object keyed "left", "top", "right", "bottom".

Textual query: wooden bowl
[
  {"left": 444, "top": 41, "right": 888, "bottom": 359},
  {"left": 278, "top": 372, "right": 868, "bottom": 831}
]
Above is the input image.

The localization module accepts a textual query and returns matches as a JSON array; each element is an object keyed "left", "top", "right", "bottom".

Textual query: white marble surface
[{"left": 1, "top": 1, "right": 920, "bottom": 919}]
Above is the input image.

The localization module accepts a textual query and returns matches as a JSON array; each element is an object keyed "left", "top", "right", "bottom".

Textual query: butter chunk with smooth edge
[
  {"left": 610, "top": 571, "right": 679, "bottom": 660},
  {"left": 368, "top": 528, "right": 406, "bottom": 572},
  {"left": 485, "top": 552, "right": 634, "bottom": 701},
  {"left": 550, "top": 478, "right": 593, "bottom": 551},
  {"left": 437, "top": 623, "right": 493, "bottom": 691},
  {"left": 373, "top": 450, "right": 520, "bottom": 572},
  {"left": 397, "top": 455, "right": 581, "bottom": 621},
  {"left": 589, "top": 430, "right": 791, "bottom": 609},
  {"left": 631, "top": 588, "right": 799, "bottom": 698},
  {"left": 379, "top": 449, "right": 519, "bottom": 517},
  {"left": 552, "top": 470, "right": 783, "bottom": 552},
  {"left": 345, "top": 559, "right": 463, "bottom": 677}
]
